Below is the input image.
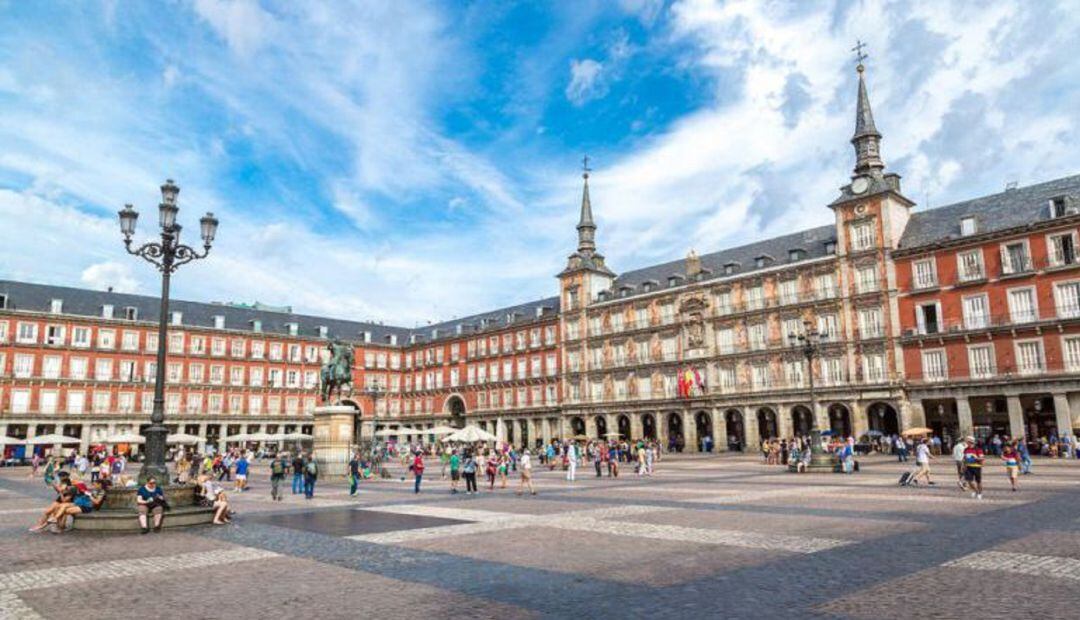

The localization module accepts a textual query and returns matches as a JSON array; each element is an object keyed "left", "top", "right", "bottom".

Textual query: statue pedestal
[{"left": 313, "top": 405, "right": 356, "bottom": 478}]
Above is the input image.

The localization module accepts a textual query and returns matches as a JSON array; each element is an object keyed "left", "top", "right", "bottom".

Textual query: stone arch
[
  {"left": 617, "top": 415, "right": 631, "bottom": 439},
  {"left": 570, "top": 416, "right": 586, "bottom": 437},
  {"left": 595, "top": 415, "right": 608, "bottom": 438},
  {"left": 790, "top": 405, "right": 813, "bottom": 437},
  {"left": 724, "top": 409, "right": 745, "bottom": 451},
  {"left": 756, "top": 407, "right": 778, "bottom": 441},
  {"left": 444, "top": 394, "right": 467, "bottom": 428},
  {"left": 866, "top": 401, "right": 899, "bottom": 436},
  {"left": 694, "top": 411, "right": 713, "bottom": 452},
  {"left": 828, "top": 403, "right": 852, "bottom": 437},
  {"left": 642, "top": 413, "right": 657, "bottom": 440},
  {"left": 667, "top": 412, "right": 685, "bottom": 451}
]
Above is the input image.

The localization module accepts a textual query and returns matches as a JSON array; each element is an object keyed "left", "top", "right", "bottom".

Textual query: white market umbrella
[
  {"left": 280, "top": 432, "right": 312, "bottom": 441},
  {"left": 104, "top": 432, "right": 146, "bottom": 444},
  {"left": 375, "top": 427, "right": 417, "bottom": 437},
  {"left": 221, "top": 434, "right": 250, "bottom": 442},
  {"left": 246, "top": 432, "right": 276, "bottom": 442},
  {"left": 429, "top": 425, "right": 458, "bottom": 435},
  {"left": 443, "top": 425, "right": 497, "bottom": 443},
  {"left": 26, "top": 434, "right": 81, "bottom": 445},
  {"left": 166, "top": 433, "right": 200, "bottom": 445},
  {"left": 0, "top": 437, "right": 25, "bottom": 445}
]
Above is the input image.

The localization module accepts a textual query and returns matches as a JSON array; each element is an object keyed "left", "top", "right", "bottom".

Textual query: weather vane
[
  {"left": 852, "top": 39, "right": 868, "bottom": 71},
  {"left": 582, "top": 154, "right": 591, "bottom": 179}
]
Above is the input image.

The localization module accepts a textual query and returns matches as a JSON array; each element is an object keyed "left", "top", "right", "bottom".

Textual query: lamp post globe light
[
  {"left": 118, "top": 179, "right": 219, "bottom": 485},
  {"left": 787, "top": 319, "right": 835, "bottom": 471}
]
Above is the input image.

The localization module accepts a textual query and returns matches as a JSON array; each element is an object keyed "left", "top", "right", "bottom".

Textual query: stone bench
[
  {"left": 70, "top": 484, "right": 215, "bottom": 532},
  {"left": 71, "top": 505, "right": 215, "bottom": 531}
]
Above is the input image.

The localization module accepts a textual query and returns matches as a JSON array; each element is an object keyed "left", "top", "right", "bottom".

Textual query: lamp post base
[
  {"left": 138, "top": 424, "right": 170, "bottom": 485},
  {"left": 792, "top": 429, "right": 839, "bottom": 473}
]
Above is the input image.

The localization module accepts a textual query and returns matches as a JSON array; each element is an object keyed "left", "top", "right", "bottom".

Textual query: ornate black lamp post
[
  {"left": 358, "top": 380, "right": 386, "bottom": 475},
  {"left": 118, "top": 179, "right": 218, "bottom": 484},
  {"left": 787, "top": 319, "right": 834, "bottom": 470}
]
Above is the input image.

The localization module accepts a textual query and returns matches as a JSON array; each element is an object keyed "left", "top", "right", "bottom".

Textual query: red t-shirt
[{"left": 412, "top": 455, "right": 425, "bottom": 474}]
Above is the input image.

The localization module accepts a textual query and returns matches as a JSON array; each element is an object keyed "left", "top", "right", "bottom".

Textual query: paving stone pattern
[{"left": 1, "top": 454, "right": 1079, "bottom": 619}]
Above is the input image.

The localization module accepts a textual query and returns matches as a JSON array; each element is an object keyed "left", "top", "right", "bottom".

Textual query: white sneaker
[
  {"left": 976, "top": 494, "right": 983, "bottom": 500},
  {"left": 971, "top": 492, "right": 977, "bottom": 498}
]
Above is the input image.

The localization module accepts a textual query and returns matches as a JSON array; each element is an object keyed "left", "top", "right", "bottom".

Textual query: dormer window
[
  {"left": 455, "top": 324, "right": 463, "bottom": 335},
  {"left": 754, "top": 255, "right": 774, "bottom": 269},
  {"left": 170, "top": 311, "right": 183, "bottom": 326},
  {"left": 388, "top": 334, "right": 398, "bottom": 345},
  {"left": 431, "top": 328, "right": 439, "bottom": 339},
  {"left": 1051, "top": 197, "right": 1068, "bottom": 218},
  {"left": 788, "top": 249, "right": 805, "bottom": 262},
  {"left": 723, "top": 262, "right": 738, "bottom": 275},
  {"left": 50, "top": 299, "right": 63, "bottom": 314},
  {"left": 124, "top": 306, "right": 138, "bottom": 320},
  {"left": 362, "top": 331, "right": 372, "bottom": 343},
  {"left": 668, "top": 275, "right": 684, "bottom": 288},
  {"left": 102, "top": 304, "right": 114, "bottom": 319},
  {"left": 250, "top": 319, "right": 262, "bottom": 332},
  {"left": 824, "top": 241, "right": 837, "bottom": 255},
  {"left": 960, "top": 216, "right": 977, "bottom": 236},
  {"left": 318, "top": 325, "right": 328, "bottom": 338},
  {"left": 0, "top": 294, "right": 7, "bottom": 309},
  {"left": 213, "top": 315, "right": 225, "bottom": 329},
  {"left": 597, "top": 291, "right": 609, "bottom": 301},
  {"left": 286, "top": 322, "right": 298, "bottom": 336}
]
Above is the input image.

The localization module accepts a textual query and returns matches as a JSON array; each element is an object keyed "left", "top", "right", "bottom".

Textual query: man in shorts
[
  {"left": 911, "top": 438, "right": 935, "bottom": 485},
  {"left": 953, "top": 436, "right": 969, "bottom": 490},
  {"left": 234, "top": 453, "right": 249, "bottom": 493},
  {"left": 962, "top": 439, "right": 985, "bottom": 499},
  {"left": 516, "top": 448, "right": 536, "bottom": 496},
  {"left": 448, "top": 449, "right": 461, "bottom": 494}
]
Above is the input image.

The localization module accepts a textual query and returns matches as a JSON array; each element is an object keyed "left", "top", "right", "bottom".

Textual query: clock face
[{"left": 851, "top": 177, "right": 869, "bottom": 194}]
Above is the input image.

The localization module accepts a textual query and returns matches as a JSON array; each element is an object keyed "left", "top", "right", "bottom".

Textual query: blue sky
[{"left": 2, "top": 0, "right": 1079, "bottom": 325}]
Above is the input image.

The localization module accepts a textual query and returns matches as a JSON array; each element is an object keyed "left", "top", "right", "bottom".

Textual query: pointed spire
[
  {"left": 576, "top": 155, "right": 596, "bottom": 255},
  {"left": 850, "top": 41, "right": 884, "bottom": 176}
]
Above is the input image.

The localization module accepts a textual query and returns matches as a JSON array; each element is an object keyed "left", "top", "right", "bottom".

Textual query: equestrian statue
[{"left": 319, "top": 340, "right": 354, "bottom": 403}]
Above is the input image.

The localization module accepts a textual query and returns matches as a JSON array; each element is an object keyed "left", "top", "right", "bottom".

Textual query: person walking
[
  {"left": 291, "top": 453, "right": 305, "bottom": 494},
  {"left": 497, "top": 453, "right": 509, "bottom": 489},
  {"left": 962, "top": 440, "right": 985, "bottom": 500},
  {"left": 348, "top": 452, "right": 361, "bottom": 497},
  {"left": 1001, "top": 442, "right": 1020, "bottom": 492},
  {"left": 448, "top": 449, "right": 461, "bottom": 494},
  {"left": 953, "top": 436, "right": 969, "bottom": 491},
  {"left": 411, "top": 451, "right": 425, "bottom": 494},
  {"left": 516, "top": 449, "right": 536, "bottom": 496},
  {"left": 269, "top": 452, "right": 288, "bottom": 501},
  {"left": 234, "top": 453, "right": 249, "bottom": 493},
  {"left": 302, "top": 453, "right": 318, "bottom": 499},
  {"left": 593, "top": 443, "right": 603, "bottom": 478},
  {"left": 463, "top": 450, "right": 478, "bottom": 495},
  {"left": 910, "top": 438, "right": 935, "bottom": 485},
  {"left": 1017, "top": 438, "right": 1032, "bottom": 475},
  {"left": 566, "top": 441, "right": 578, "bottom": 482}
]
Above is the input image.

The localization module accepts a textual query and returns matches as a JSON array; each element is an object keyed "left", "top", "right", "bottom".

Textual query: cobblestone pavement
[{"left": 1, "top": 453, "right": 1078, "bottom": 619}]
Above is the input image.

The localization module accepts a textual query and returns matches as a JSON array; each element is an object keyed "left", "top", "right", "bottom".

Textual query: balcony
[{"left": 999, "top": 256, "right": 1034, "bottom": 278}]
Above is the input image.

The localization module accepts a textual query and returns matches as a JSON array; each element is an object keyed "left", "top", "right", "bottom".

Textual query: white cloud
[
  {"left": 81, "top": 261, "right": 140, "bottom": 293},
  {"left": 191, "top": 0, "right": 276, "bottom": 58},
  {"left": 566, "top": 58, "right": 605, "bottom": 106}
]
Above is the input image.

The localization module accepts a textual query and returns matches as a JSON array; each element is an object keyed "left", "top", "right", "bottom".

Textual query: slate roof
[
  {"left": 0, "top": 279, "right": 559, "bottom": 347},
  {"left": 0, "top": 279, "right": 410, "bottom": 345},
  {"left": 416, "top": 296, "right": 561, "bottom": 343},
  {"left": 899, "top": 174, "right": 1080, "bottom": 249},
  {"left": 606, "top": 224, "right": 838, "bottom": 300}
]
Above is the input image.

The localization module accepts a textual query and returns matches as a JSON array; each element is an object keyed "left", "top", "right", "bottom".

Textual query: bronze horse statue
[{"left": 320, "top": 340, "right": 354, "bottom": 403}]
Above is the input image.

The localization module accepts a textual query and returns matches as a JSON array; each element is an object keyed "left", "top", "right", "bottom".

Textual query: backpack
[{"left": 305, "top": 461, "right": 318, "bottom": 476}]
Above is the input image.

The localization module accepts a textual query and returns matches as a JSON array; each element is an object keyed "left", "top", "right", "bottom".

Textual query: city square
[
  {"left": 3, "top": 1, "right": 1080, "bottom": 618},
  {"left": 2, "top": 453, "right": 1080, "bottom": 618}
]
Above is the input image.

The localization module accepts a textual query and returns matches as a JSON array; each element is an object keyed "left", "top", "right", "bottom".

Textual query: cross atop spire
[
  {"left": 850, "top": 42, "right": 884, "bottom": 176},
  {"left": 577, "top": 155, "right": 596, "bottom": 253},
  {"left": 852, "top": 39, "right": 868, "bottom": 70}
]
